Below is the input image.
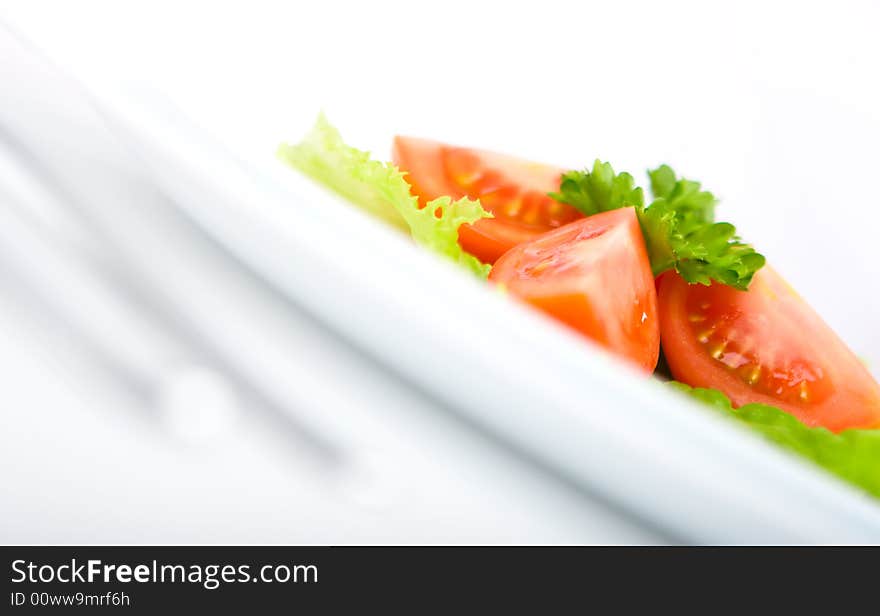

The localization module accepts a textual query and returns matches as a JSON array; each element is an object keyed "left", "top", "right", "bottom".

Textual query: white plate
[{"left": 72, "top": 76, "right": 880, "bottom": 544}]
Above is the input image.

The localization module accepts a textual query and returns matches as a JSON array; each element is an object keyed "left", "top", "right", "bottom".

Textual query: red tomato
[
  {"left": 392, "top": 137, "right": 582, "bottom": 264},
  {"left": 489, "top": 207, "right": 660, "bottom": 372},
  {"left": 658, "top": 268, "right": 880, "bottom": 432}
]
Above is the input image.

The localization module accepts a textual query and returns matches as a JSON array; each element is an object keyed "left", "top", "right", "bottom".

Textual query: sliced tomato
[
  {"left": 392, "top": 136, "right": 582, "bottom": 264},
  {"left": 489, "top": 207, "right": 660, "bottom": 372},
  {"left": 658, "top": 268, "right": 880, "bottom": 432}
]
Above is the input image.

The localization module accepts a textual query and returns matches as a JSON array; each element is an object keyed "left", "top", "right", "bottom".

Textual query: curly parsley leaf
[
  {"left": 550, "top": 159, "right": 644, "bottom": 215},
  {"left": 648, "top": 164, "right": 716, "bottom": 223},
  {"left": 645, "top": 165, "right": 764, "bottom": 288},
  {"left": 670, "top": 382, "right": 880, "bottom": 499},
  {"left": 551, "top": 162, "right": 764, "bottom": 290}
]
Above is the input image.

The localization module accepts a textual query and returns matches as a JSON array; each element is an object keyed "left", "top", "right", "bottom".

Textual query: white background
[
  {"left": 5, "top": 0, "right": 877, "bottom": 362},
  {"left": 2, "top": 0, "right": 879, "bottom": 542}
]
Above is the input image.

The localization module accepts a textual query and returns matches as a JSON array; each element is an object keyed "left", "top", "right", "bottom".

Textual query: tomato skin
[
  {"left": 659, "top": 269, "right": 880, "bottom": 432},
  {"left": 392, "top": 136, "right": 582, "bottom": 263},
  {"left": 489, "top": 207, "right": 660, "bottom": 373},
  {"left": 457, "top": 219, "right": 541, "bottom": 264}
]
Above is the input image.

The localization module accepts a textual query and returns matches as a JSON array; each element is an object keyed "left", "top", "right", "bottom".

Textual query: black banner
[{"left": 0, "top": 545, "right": 871, "bottom": 612}]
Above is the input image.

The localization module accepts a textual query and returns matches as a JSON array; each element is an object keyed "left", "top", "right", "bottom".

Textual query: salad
[{"left": 279, "top": 115, "right": 880, "bottom": 498}]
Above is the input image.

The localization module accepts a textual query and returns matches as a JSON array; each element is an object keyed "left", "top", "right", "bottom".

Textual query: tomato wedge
[
  {"left": 659, "top": 268, "right": 880, "bottom": 432},
  {"left": 392, "top": 137, "right": 582, "bottom": 264},
  {"left": 489, "top": 207, "right": 660, "bottom": 372}
]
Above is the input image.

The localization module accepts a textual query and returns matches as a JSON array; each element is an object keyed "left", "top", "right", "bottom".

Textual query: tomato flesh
[
  {"left": 393, "top": 137, "right": 582, "bottom": 263},
  {"left": 489, "top": 207, "right": 660, "bottom": 372},
  {"left": 659, "top": 269, "right": 880, "bottom": 431}
]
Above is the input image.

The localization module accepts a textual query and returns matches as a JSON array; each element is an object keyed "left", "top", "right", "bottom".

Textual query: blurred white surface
[
  {"left": 1, "top": 1, "right": 879, "bottom": 544},
  {"left": 0, "top": 24, "right": 670, "bottom": 543},
  {"left": 3, "top": 0, "right": 877, "bottom": 368}
]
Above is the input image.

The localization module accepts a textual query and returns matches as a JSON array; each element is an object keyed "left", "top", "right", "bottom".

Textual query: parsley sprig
[{"left": 551, "top": 161, "right": 764, "bottom": 290}]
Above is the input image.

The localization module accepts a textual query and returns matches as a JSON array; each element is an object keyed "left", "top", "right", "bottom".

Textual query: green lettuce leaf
[
  {"left": 551, "top": 161, "right": 765, "bottom": 290},
  {"left": 670, "top": 382, "right": 880, "bottom": 498},
  {"left": 277, "top": 115, "right": 492, "bottom": 277}
]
